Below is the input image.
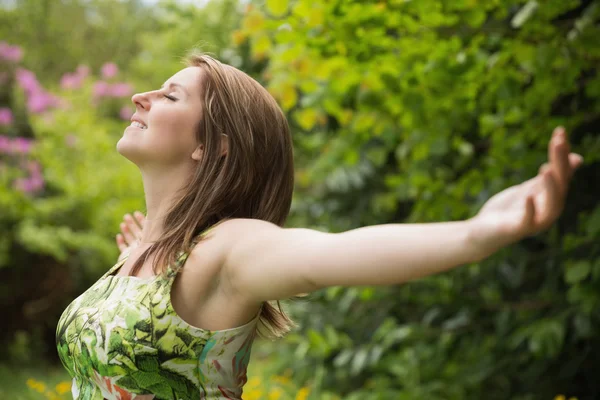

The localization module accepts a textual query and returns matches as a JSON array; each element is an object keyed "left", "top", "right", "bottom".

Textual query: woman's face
[{"left": 117, "top": 67, "right": 204, "bottom": 169}]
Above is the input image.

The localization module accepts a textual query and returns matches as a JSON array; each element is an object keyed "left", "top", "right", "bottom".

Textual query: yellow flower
[
  {"left": 244, "top": 388, "right": 264, "bottom": 400},
  {"left": 26, "top": 378, "right": 46, "bottom": 393},
  {"left": 45, "top": 390, "right": 61, "bottom": 400},
  {"left": 242, "top": 12, "right": 265, "bottom": 34},
  {"left": 554, "top": 396, "right": 566, "bottom": 400},
  {"left": 296, "top": 386, "right": 310, "bottom": 400},
  {"left": 231, "top": 30, "right": 247, "bottom": 46},
  {"left": 268, "top": 387, "right": 283, "bottom": 400},
  {"left": 246, "top": 376, "right": 262, "bottom": 388},
  {"left": 55, "top": 381, "right": 72, "bottom": 395},
  {"left": 272, "top": 375, "right": 292, "bottom": 385}
]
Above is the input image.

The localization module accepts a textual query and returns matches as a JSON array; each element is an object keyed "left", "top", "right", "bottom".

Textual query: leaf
[
  {"left": 528, "top": 319, "right": 565, "bottom": 358},
  {"left": 266, "top": 0, "right": 288, "bottom": 17},
  {"left": 565, "top": 261, "right": 591, "bottom": 284},
  {"left": 368, "top": 345, "right": 384, "bottom": 366},
  {"left": 511, "top": 1, "right": 539, "bottom": 28},
  {"left": 308, "top": 328, "right": 330, "bottom": 356},
  {"left": 351, "top": 347, "right": 369, "bottom": 376},
  {"left": 333, "top": 349, "right": 353, "bottom": 368},
  {"left": 585, "top": 205, "right": 600, "bottom": 236},
  {"left": 280, "top": 84, "right": 297, "bottom": 110},
  {"left": 251, "top": 35, "right": 272, "bottom": 59},
  {"left": 295, "top": 108, "right": 318, "bottom": 130}
]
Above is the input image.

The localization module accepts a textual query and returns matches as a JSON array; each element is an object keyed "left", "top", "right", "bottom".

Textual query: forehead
[{"left": 164, "top": 67, "right": 202, "bottom": 94}]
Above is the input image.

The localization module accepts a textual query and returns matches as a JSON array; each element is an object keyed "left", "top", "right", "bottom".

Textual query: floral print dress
[{"left": 56, "top": 235, "right": 261, "bottom": 400}]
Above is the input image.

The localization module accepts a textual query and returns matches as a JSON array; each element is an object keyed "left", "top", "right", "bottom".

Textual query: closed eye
[{"left": 163, "top": 94, "right": 178, "bottom": 101}]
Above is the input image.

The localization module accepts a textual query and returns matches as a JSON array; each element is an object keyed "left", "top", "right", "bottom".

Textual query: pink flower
[
  {"left": 14, "top": 68, "right": 62, "bottom": 113},
  {"left": 101, "top": 62, "right": 119, "bottom": 79},
  {"left": 60, "top": 73, "right": 83, "bottom": 90},
  {"left": 14, "top": 177, "right": 34, "bottom": 193},
  {"left": 119, "top": 106, "right": 133, "bottom": 121},
  {"left": 93, "top": 81, "right": 110, "bottom": 98},
  {"left": 110, "top": 83, "right": 133, "bottom": 98},
  {"left": 15, "top": 68, "right": 41, "bottom": 95},
  {"left": 0, "top": 135, "right": 11, "bottom": 153},
  {"left": 60, "top": 64, "right": 90, "bottom": 89},
  {"left": 29, "top": 174, "right": 44, "bottom": 190},
  {"left": 0, "top": 41, "right": 23, "bottom": 62},
  {"left": 27, "top": 91, "right": 59, "bottom": 113},
  {"left": 0, "top": 108, "right": 13, "bottom": 126},
  {"left": 12, "top": 137, "right": 34, "bottom": 154},
  {"left": 13, "top": 176, "right": 42, "bottom": 193},
  {"left": 76, "top": 64, "right": 90, "bottom": 79}
]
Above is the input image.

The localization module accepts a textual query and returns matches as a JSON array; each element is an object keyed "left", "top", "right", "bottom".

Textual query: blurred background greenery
[{"left": 0, "top": 0, "right": 598, "bottom": 399}]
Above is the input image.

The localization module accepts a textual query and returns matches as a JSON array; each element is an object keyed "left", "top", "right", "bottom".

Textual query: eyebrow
[{"left": 161, "top": 82, "right": 189, "bottom": 96}]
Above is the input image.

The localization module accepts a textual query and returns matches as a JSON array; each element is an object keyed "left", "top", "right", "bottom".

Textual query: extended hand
[
  {"left": 470, "top": 127, "right": 583, "bottom": 257},
  {"left": 116, "top": 211, "right": 145, "bottom": 261}
]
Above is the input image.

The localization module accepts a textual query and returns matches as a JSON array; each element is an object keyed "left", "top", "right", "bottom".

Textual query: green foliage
[
  {"left": 0, "top": 0, "right": 156, "bottom": 83},
  {"left": 130, "top": 0, "right": 244, "bottom": 86},
  {"left": 1, "top": 0, "right": 599, "bottom": 399},
  {"left": 237, "top": 0, "right": 600, "bottom": 399},
  {"left": 0, "top": 0, "right": 243, "bottom": 366}
]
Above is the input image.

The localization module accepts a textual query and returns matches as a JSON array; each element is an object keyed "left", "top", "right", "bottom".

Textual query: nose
[{"left": 131, "top": 91, "right": 151, "bottom": 110}]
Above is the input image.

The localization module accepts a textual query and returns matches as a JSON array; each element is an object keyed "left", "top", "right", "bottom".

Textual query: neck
[{"left": 138, "top": 164, "right": 192, "bottom": 243}]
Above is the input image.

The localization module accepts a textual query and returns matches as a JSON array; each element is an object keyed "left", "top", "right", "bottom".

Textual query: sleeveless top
[{"left": 56, "top": 233, "right": 262, "bottom": 400}]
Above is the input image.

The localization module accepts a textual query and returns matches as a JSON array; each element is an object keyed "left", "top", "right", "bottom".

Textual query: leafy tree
[{"left": 237, "top": 1, "right": 600, "bottom": 399}]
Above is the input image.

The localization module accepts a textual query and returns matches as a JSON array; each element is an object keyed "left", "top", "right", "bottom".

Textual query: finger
[
  {"left": 125, "top": 214, "right": 142, "bottom": 237},
  {"left": 121, "top": 222, "right": 137, "bottom": 245},
  {"left": 540, "top": 170, "right": 561, "bottom": 228},
  {"left": 548, "top": 127, "right": 569, "bottom": 194},
  {"left": 524, "top": 195, "right": 535, "bottom": 234},
  {"left": 568, "top": 153, "right": 584, "bottom": 178},
  {"left": 536, "top": 152, "right": 581, "bottom": 190},
  {"left": 134, "top": 211, "right": 145, "bottom": 228},
  {"left": 116, "top": 234, "right": 127, "bottom": 252}
]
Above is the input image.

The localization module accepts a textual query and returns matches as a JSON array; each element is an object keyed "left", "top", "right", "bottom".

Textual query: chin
[{"left": 116, "top": 137, "right": 140, "bottom": 163}]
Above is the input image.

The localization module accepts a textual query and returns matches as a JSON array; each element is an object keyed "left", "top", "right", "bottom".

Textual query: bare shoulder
[
  {"left": 213, "top": 218, "right": 281, "bottom": 238},
  {"left": 183, "top": 218, "right": 281, "bottom": 289}
]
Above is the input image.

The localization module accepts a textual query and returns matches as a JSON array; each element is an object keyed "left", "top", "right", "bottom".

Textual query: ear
[
  {"left": 191, "top": 144, "right": 204, "bottom": 161},
  {"left": 220, "top": 134, "right": 229, "bottom": 157}
]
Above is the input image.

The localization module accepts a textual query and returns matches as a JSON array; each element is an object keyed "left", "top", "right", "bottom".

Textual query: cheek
[
  {"left": 150, "top": 106, "right": 195, "bottom": 133},
  {"left": 148, "top": 108, "right": 198, "bottom": 147}
]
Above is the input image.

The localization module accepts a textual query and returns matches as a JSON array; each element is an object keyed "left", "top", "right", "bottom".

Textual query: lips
[
  {"left": 130, "top": 115, "right": 147, "bottom": 129},
  {"left": 130, "top": 121, "right": 147, "bottom": 129}
]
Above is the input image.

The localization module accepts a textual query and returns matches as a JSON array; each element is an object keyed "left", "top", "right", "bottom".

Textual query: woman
[{"left": 56, "top": 51, "right": 583, "bottom": 399}]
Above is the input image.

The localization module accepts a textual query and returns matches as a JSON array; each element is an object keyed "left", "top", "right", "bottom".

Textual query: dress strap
[
  {"left": 193, "top": 224, "right": 216, "bottom": 243},
  {"left": 165, "top": 225, "right": 216, "bottom": 278},
  {"left": 102, "top": 255, "right": 129, "bottom": 279}
]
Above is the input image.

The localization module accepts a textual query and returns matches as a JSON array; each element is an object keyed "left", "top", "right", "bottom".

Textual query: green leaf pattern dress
[{"left": 56, "top": 234, "right": 261, "bottom": 400}]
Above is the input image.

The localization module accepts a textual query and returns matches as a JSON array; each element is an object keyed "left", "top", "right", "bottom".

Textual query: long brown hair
[{"left": 128, "top": 50, "right": 296, "bottom": 338}]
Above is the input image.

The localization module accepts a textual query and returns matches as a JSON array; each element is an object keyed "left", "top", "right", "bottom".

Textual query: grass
[{"left": 0, "top": 364, "right": 72, "bottom": 400}]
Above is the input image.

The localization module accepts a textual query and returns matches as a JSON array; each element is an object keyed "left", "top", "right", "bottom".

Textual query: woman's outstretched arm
[
  {"left": 221, "top": 219, "right": 481, "bottom": 301},
  {"left": 219, "top": 127, "right": 583, "bottom": 302}
]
